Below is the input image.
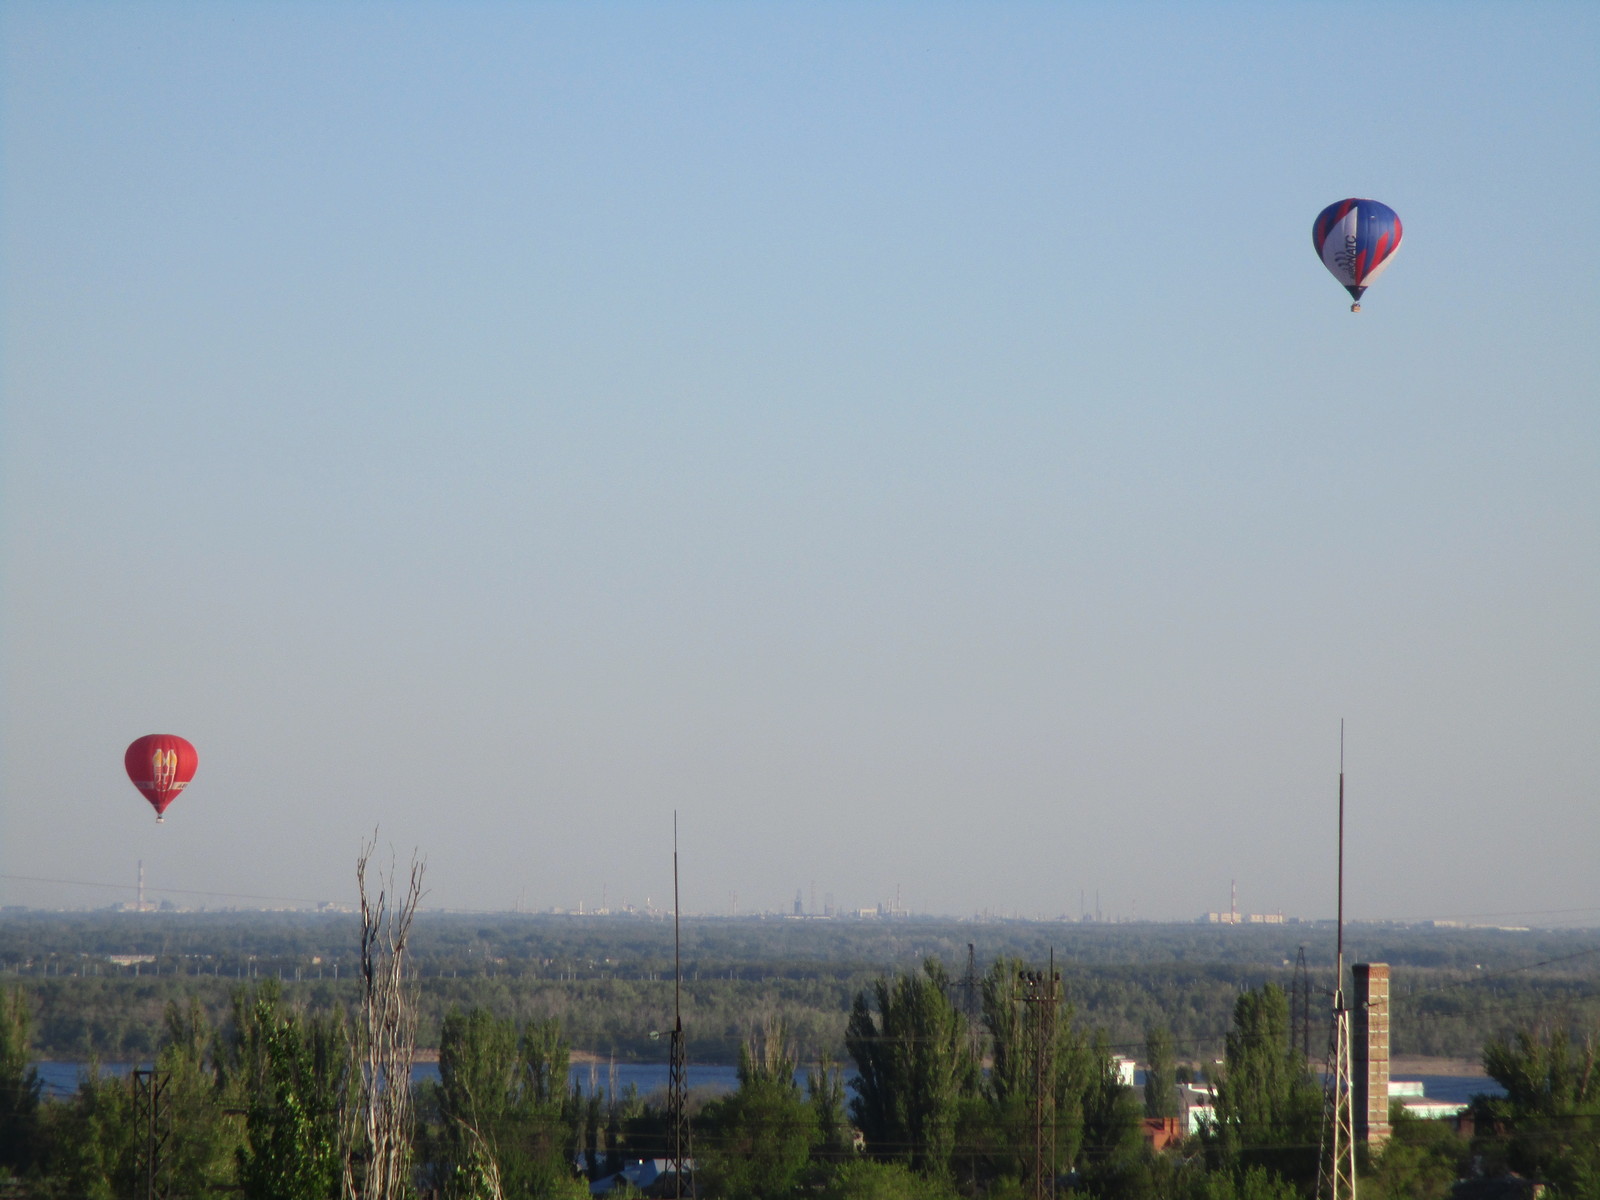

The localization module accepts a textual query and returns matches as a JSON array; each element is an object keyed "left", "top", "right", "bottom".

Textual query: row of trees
[
  {"left": 8, "top": 910, "right": 1586, "bottom": 976},
  {"left": 3, "top": 966, "right": 1598, "bottom": 1198},
  {"left": 9, "top": 913, "right": 1596, "bottom": 1065},
  {"left": 17, "top": 959, "right": 1596, "bottom": 1068},
  {"left": 0, "top": 962, "right": 1156, "bottom": 1199}
]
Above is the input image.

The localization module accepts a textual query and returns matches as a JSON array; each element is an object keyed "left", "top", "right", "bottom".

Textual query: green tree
[
  {"left": 156, "top": 996, "right": 247, "bottom": 1197},
  {"left": 807, "top": 1051, "right": 851, "bottom": 1163},
  {"left": 1184, "top": 1163, "right": 1303, "bottom": 1200},
  {"left": 1145, "top": 1023, "right": 1178, "bottom": 1119},
  {"left": 236, "top": 986, "right": 344, "bottom": 1200},
  {"left": 28, "top": 1005, "right": 246, "bottom": 1200},
  {"left": 579, "top": 1089, "right": 603, "bottom": 1180},
  {"left": 698, "top": 1023, "right": 817, "bottom": 1199},
  {"left": 427, "top": 1007, "right": 586, "bottom": 1199},
  {"left": 978, "top": 957, "right": 1140, "bottom": 1187},
  {"left": 509, "top": 1017, "right": 584, "bottom": 1198},
  {"left": 435, "top": 1006, "right": 518, "bottom": 1200},
  {"left": 0, "top": 987, "right": 41, "bottom": 1177},
  {"left": 32, "top": 1064, "right": 139, "bottom": 1200},
  {"left": 846, "top": 959, "right": 977, "bottom": 1176},
  {"left": 1080, "top": 1028, "right": 1144, "bottom": 1168},
  {"left": 1364, "top": 1106, "right": 1470, "bottom": 1200},
  {"left": 1473, "top": 1024, "right": 1600, "bottom": 1193},
  {"left": 1207, "top": 984, "right": 1320, "bottom": 1187},
  {"left": 981, "top": 958, "right": 1030, "bottom": 1110},
  {"left": 1484, "top": 1025, "right": 1599, "bottom": 1115},
  {"left": 980, "top": 958, "right": 1084, "bottom": 1182},
  {"left": 816, "top": 1158, "right": 962, "bottom": 1200}
]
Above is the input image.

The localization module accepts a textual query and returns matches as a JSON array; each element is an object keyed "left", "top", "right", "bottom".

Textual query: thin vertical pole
[
  {"left": 668, "top": 813, "right": 691, "bottom": 1197},
  {"left": 1337, "top": 721, "right": 1345, "bottom": 975},
  {"left": 675, "top": 813, "right": 681, "bottom": 1033},
  {"left": 1047, "top": 950, "right": 1059, "bottom": 1197},
  {"left": 1319, "top": 722, "right": 1357, "bottom": 1200},
  {"left": 1019, "top": 954, "right": 1060, "bottom": 1200}
]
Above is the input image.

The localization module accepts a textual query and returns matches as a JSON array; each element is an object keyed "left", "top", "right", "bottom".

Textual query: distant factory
[{"left": 1199, "top": 880, "right": 1290, "bottom": 925}]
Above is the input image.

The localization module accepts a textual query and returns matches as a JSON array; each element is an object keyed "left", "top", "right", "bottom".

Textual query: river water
[
  {"left": 34, "top": 1061, "right": 1499, "bottom": 1106},
  {"left": 32, "top": 1060, "right": 743, "bottom": 1101}
]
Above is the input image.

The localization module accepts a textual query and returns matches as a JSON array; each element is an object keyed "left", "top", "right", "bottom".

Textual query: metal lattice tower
[
  {"left": 669, "top": 1016, "right": 690, "bottom": 1196},
  {"left": 1317, "top": 728, "right": 1358, "bottom": 1200},
  {"left": 132, "top": 1068, "right": 169, "bottom": 1200},
  {"left": 1018, "top": 956, "right": 1061, "bottom": 1200},
  {"left": 1292, "top": 945, "right": 1312, "bottom": 1061},
  {"left": 959, "top": 943, "right": 983, "bottom": 1062},
  {"left": 1320, "top": 987, "right": 1358, "bottom": 1200}
]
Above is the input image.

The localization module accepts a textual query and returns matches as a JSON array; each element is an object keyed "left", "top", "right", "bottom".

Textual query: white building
[
  {"left": 1178, "top": 1082, "right": 1217, "bottom": 1136},
  {"left": 1390, "top": 1079, "right": 1467, "bottom": 1121}
]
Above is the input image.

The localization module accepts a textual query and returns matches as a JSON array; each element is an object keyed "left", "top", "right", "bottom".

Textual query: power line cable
[{"left": 0, "top": 872, "right": 330, "bottom": 907}]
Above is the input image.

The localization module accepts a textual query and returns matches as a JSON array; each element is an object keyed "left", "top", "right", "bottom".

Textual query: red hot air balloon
[{"left": 124, "top": 735, "right": 198, "bottom": 822}]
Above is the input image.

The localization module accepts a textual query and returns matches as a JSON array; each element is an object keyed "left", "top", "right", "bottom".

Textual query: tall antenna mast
[
  {"left": 675, "top": 814, "right": 681, "bottom": 1031},
  {"left": 668, "top": 813, "right": 692, "bottom": 1197},
  {"left": 1319, "top": 722, "right": 1357, "bottom": 1200},
  {"left": 1337, "top": 723, "right": 1345, "bottom": 971}
]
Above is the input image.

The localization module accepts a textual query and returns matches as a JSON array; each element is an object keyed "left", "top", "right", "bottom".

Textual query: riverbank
[{"left": 1391, "top": 1055, "right": 1485, "bottom": 1077}]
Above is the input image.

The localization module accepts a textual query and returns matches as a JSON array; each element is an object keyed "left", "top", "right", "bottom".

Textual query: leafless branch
[{"left": 351, "top": 831, "right": 425, "bottom": 1200}]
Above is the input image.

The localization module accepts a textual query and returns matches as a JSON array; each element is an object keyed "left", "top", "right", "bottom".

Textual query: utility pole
[
  {"left": 132, "top": 1068, "right": 169, "bottom": 1200},
  {"left": 1318, "top": 725, "right": 1358, "bottom": 1200},
  {"left": 1018, "top": 953, "right": 1061, "bottom": 1200}
]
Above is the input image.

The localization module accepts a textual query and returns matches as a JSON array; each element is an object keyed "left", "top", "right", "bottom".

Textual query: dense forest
[
  {"left": 3, "top": 912, "right": 1597, "bottom": 1068},
  {"left": 3, "top": 944, "right": 1598, "bottom": 1198}
]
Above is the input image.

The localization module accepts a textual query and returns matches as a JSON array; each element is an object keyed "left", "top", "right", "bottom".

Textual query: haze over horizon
[{"left": 2, "top": 4, "right": 1596, "bottom": 927}]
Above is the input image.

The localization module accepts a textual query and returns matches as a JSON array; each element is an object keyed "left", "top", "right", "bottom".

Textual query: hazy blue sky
[{"left": 2, "top": 2, "right": 1595, "bottom": 925}]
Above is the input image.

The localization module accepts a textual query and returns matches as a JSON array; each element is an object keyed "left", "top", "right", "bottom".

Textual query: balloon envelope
[
  {"left": 124, "top": 734, "right": 198, "bottom": 820},
  {"left": 1313, "top": 198, "right": 1402, "bottom": 304}
]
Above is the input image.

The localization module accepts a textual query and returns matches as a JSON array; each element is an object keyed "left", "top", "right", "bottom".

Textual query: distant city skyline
[{"left": 1, "top": 863, "right": 1592, "bottom": 932}]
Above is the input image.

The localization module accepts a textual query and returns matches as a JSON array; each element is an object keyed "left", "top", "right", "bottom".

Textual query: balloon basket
[{"left": 1350, "top": 303, "right": 1361, "bottom": 313}]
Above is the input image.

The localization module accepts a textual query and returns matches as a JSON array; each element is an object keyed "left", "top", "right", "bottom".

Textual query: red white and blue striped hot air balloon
[{"left": 1313, "top": 198, "right": 1402, "bottom": 312}]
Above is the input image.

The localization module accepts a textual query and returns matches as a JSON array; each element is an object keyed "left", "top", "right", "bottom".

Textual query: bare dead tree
[{"left": 351, "top": 834, "right": 425, "bottom": 1200}]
